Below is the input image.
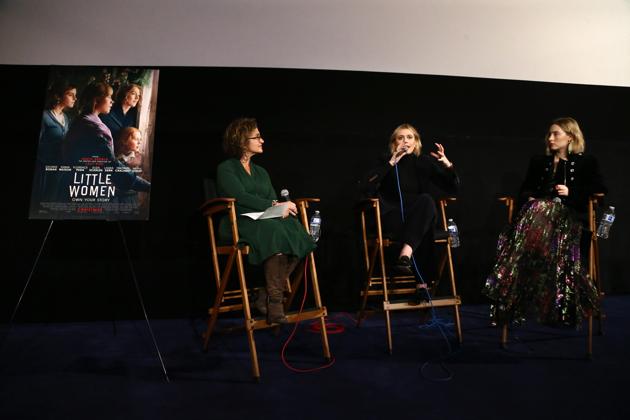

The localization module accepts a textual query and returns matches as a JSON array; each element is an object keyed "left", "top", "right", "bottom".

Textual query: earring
[{"left": 568, "top": 141, "right": 573, "bottom": 154}]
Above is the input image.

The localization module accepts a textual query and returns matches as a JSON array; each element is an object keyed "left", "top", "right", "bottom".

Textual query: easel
[{"left": 2, "top": 219, "right": 170, "bottom": 382}]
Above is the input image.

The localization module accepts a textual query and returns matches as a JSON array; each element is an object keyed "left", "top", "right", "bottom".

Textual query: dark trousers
[{"left": 381, "top": 193, "right": 438, "bottom": 283}]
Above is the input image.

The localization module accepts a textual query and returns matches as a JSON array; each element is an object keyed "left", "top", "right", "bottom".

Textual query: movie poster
[{"left": 29, "top": 67, "right": 159, "bottom": 220}]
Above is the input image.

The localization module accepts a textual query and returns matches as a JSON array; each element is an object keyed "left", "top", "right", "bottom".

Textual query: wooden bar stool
[
  {"left": 356, "top": 197, "right": 462, "bottom": 354},
  {"left": 200, "top": 195, "right": 331, "bottom": 381},
  {"left": 587, "top": 193, "right": 606, "bottom": 336},
  {"left": 495, "top": 194, "right": 605, "bottom": 358}
]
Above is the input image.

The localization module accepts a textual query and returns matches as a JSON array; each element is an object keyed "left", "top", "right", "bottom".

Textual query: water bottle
[
  {"left": 309, "top": 210, "right": 321, "bottom": 242},
  {"left": 596, "top": 206, "right": 615, "bottom": 239},
  {"left": 447, "top": 218, "right": 460, "bottom": 248}
]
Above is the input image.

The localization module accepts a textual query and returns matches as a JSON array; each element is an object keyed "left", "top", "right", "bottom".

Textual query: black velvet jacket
[{"left": 518, "top": 153, "right": 607, "bottom": 216}]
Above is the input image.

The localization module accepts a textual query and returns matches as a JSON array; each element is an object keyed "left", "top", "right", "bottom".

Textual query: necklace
[
  {"left": 553, "top": 156, "right": 567, "bottom": 184},
  {"left": 240, "top": 152, "right": 253, "bottom": 165},
  {"left": 240, "top": 156, "right": 252, "bottom": 174}
]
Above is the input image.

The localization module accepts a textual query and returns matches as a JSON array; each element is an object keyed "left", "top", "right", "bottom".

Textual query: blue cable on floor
[{"left": 394, "top": 161, "right": 456, "bottom": 381}]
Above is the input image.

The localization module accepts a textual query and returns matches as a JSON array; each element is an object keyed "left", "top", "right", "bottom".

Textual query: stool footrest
[
  {"left": 247, "top": 307, "right": 328, "bottom": 330},
  {"left": 384, "top": 296, "right": 461, "bottom": 311}
]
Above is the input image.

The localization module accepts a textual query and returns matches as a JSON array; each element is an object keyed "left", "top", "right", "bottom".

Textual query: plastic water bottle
[
  {"left": 309, "top": 210, "right": 321, "bottom": 242},
  {"left": 596, "top": 206, "right": 615, "bottom": 239},
  {"left": 447, "top": 218, "right": 460, "bottom": 248}
]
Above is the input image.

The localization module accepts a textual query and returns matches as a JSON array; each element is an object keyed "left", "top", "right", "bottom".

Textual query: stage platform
[{"left": 2, "top": 297, "right": 629, "bottom": 419}]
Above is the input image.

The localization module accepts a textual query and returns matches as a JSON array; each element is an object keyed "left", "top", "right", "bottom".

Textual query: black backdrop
[{"left": 2, "top": 65, "right": 628, "bottom": 322}]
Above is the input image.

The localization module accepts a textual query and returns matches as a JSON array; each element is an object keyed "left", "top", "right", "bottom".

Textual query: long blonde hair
[{"left": 389, "top": 123, "right": 422, "bottom": 156}]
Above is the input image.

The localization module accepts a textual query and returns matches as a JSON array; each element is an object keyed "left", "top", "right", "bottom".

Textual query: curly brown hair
[{"left": 223, "top": 117, "right": 258, "bottom": 158}]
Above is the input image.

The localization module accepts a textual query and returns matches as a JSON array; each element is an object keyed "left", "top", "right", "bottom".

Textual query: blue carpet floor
[{"left": 1, "top": 296, "right": 629, "bottom": 420}]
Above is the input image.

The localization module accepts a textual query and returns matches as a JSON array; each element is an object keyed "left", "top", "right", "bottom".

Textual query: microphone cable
[
  {"left": 280, "top": 254, "right": 336, "bottom": 373},
  {"left": 394, "top": 161, "right": 456, "bottom": 381}
]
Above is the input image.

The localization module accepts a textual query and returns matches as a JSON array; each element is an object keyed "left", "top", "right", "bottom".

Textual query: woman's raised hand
[{"left": 430, "top": 143, "right": 453, "bottom": 168}]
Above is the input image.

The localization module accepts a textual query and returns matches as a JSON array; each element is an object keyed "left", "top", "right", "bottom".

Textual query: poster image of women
[
  {"left": 29, "top": 80, "right": 77, "bottom": 205},
  {"left": 28, "top": 67, "right": 159, "bottom": 221}
]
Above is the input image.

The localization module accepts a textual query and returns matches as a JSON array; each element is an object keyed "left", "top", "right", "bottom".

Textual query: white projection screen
[{"left": 1, "top": 0, "right": 629, "bottom": 87}]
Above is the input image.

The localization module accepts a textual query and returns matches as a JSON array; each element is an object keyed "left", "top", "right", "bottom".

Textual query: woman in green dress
[{"left": 217, "top": 118, "right": 316, "bottom": 324}]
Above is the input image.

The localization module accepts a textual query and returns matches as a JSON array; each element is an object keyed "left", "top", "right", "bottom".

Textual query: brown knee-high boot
[
  {"left": 264, "top": 254, "right": 289, "bottom": 324},
  {"left": 252, "top": 288, "right": 267, "bottom": 315},
  {"left": 285, "top": 255, "right": 300, "bottom": 280}
]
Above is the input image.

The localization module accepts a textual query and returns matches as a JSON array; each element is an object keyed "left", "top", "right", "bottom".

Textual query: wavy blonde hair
[
  {"left": 389, "top": 123, "right": 422, "bottom": 157},
  {"left": 546, "top": 117, "right": 585, "bottom": 155}
]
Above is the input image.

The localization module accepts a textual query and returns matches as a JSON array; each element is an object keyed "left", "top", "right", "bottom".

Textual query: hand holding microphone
[
  {"left": 278, "top": 188, "right": 297, "bottom": 218},
  {"left": 389, "top": 145, "right": 408, "bottom": 166}
]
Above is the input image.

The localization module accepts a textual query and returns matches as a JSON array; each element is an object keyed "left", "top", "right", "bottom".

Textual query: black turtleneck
[{"left": 364, "top": 153, "right": 459, "bottom": 214}]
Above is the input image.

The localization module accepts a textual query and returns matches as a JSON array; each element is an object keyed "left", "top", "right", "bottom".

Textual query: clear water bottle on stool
[
  {"left": 596, "top": 206, "right": 615, "bottom": 239},
  {"left": 447, "top": 218, "right": 460, "bottom": 248},
  {"left": 309, "top": 210, "right": 322, "bottom": 242}
]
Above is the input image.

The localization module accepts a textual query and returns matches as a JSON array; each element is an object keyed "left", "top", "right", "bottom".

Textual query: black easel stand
[{"left": 2, "top": 220, "right": 170, "bottom": 383}]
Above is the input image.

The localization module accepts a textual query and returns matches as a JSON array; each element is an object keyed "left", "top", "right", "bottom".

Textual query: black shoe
[
  {"left": 392, "top": 255, "right": 413, "bottom": 275},
  {"left": 410, "top": 285, "right": 430, "bottom": 305}
]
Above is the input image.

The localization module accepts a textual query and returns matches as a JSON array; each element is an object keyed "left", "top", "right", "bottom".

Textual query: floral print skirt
[{"left": 484, "top": 199, "right": 599, "bottom": 328}]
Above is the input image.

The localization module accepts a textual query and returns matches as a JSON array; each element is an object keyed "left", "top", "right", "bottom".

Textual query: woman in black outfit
[
  {"left": 363, "top": 123, "right": 460, "bottom": 297},
  {"left": 484, "top": 117, "right": 606, "bottom": 327}
]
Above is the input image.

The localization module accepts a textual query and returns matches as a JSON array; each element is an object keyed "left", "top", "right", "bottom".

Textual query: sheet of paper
[{"left": 241, "top": 205, "right": 285, "bottom": 220}]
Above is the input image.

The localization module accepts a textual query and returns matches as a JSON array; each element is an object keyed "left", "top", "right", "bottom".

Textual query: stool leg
[
  {"left": 245, "top": 324, "right": 261, "bottom": 381},
  {"left": 597, "top": 306, "right": 605, "bottom": 336},
  {"left": 203, "top": 307, "right": 219, "bottom": 351},
  {"left": 234, "top": 250, "right": 262, "bottom": 381},
  {"left": 307, "top": 253, "right": 332, "bottom": 360},
  {"left": 444, "top": 243, "right": 462, "bottom": 344},
  {"left": 357, "top": 281, "right": 371, "bottom": 327},
  {"left": 318, "top": 316, "right": 331, "bottom": 361},
  {"left": 203, "top": 255, "right": 234, "bottom": 351},
  {"left": 384, "top": 306, "right": 393, "bottom": 355},
  {"left": 586, "top": 314, "right": 593, "bottom": 360},
  {"left": 500, "top": 322, "right": 508, "bottom": 349},
  {"left": 358, "top": 244, "right": 379, "bottom": 327},
  {"left": 453, "top": 305, "right": 463, "bottom": 344}
]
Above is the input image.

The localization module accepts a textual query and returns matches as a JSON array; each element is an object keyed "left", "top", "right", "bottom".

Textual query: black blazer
[{"left": 519, "top": 153, "right": 607, "bottom": 217}]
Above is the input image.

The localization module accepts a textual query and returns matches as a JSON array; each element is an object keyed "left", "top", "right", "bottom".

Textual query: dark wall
[{"left": 3, "top": 65, "right": 628, "bottom": 322}]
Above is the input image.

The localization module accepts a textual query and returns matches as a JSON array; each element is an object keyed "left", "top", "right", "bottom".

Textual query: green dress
[{"left": 216, "top": 158, "right": 316, "bottom": 265}]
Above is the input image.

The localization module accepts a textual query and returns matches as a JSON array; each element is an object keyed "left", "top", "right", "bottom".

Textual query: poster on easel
[{"left": 29, "top": 66, "right": 159, "bottom": 221}]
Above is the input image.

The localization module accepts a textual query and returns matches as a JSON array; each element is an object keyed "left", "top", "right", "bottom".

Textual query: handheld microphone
[
  {"left": 280, "top": 189, "right": 291, "bottom": 202},
  {"left": 395, "top": 146, "right": 408, "bottom": 158}
]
